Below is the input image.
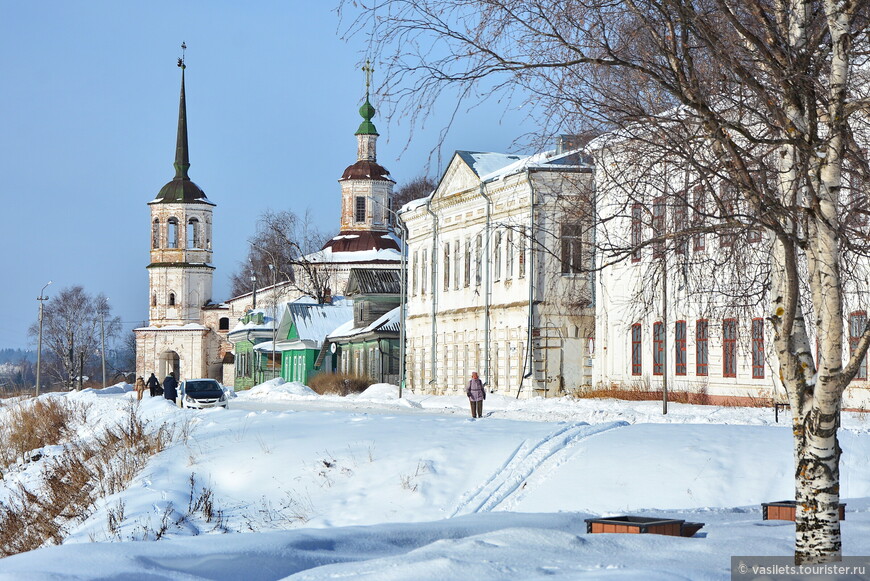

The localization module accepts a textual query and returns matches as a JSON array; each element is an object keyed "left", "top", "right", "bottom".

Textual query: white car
[{"left": 179, "top": 379, "right": 229, "bottom": 409}]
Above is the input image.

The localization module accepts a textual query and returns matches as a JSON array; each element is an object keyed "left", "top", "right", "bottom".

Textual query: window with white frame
[
  {"left": 494, "top": 231, "right": 502, "bottom": 280},
  {"left": 561, "top": 223, "right": 584, "bottom": 274},
  {"left": 444, "top": 242, "right": 450, "bottom": 291},
  {"left": 475, "top": 234, "right": 483, "bottom": 286},
  {"left": 454, "top": 239, "right": 461, "bottom": 289}
]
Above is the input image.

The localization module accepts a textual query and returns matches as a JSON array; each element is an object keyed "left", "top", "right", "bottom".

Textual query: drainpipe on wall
[
  {"left": 424, "top": 197, "right": 439, "bottom": 392},
  {"left": 518, "top": 168, "right": 537, "bottom": 398},
  {"left": 478, "top": 181, "right": 493, "bottom": 389}
]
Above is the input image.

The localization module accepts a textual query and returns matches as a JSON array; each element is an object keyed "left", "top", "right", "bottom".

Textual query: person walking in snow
[
  {"left": 134, "top": 376, "right": 146, "bottom": 401},
  {"left": 466, "top": 371, "right": 486, "bottom": 419},
  {"left": 163, "top": 372, "right": 178, "bottom": 405},
  {"left": 146, "top": 373, "right": 160, "bottom": 397}
]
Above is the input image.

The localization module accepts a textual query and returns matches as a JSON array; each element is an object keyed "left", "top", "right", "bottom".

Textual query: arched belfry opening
[{"left": 187, "top": 217, "right": 201, "bottom": 249}]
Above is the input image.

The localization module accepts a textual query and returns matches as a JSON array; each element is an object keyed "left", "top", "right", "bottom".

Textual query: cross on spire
[
  {"left": 362, "top": 60, "right": 374, "bottom": 96},
  {"left": 178, "top": 41, "right": 187, "bottom": 69}
]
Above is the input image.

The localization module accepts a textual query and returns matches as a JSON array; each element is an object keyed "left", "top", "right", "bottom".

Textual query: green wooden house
[
  {"left": 227, "top": 308, "right": 284, "bottom": 389},
  {"left": 274, "top": 299, "right": 353, "bottom": 384}
]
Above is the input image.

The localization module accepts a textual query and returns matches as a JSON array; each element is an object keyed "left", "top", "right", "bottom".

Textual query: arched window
[
  {"left": 151, "top": 293, "right": 157, "bottom": 307},
  {"left": 167, "top": 218, "right": 179, "bottom": 249},
  {"left": 168, "top": 292, "right": 176, "bottom": 306},
  {"left": 152, "top": 219, "right": 160, "bottom": 249},
  {"left": 219, "top": 317, "right": 229, "bottom": 331},
  {"left": 187, "top": 218, "right": 200, "bottom": 249}
]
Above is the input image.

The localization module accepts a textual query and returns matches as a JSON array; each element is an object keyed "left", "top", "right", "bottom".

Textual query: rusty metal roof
[
  {"left": 339, "top": 160, "right": 394, "bottom": 182},
  {"left": 345, "top": 268, "right": 401, "bottom": 295},
  {"left": 321, "top": 230, "right": 401, "bottom": 253}
]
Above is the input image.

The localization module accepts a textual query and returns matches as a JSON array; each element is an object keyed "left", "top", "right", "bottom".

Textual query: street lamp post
[
  {"left": 35, "top": 281, "right": 52, "bottom": 396},
  {"left": 250, "top": 258, "right": 257, "bottom": 309}
]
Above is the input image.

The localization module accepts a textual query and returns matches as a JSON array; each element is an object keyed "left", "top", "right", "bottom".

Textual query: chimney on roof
[
  {"left": 556, "top": 133, "right": 597, "bottom": 154},
  {"left": 557, "top": 135, "right": 581, "bottom": 155}
]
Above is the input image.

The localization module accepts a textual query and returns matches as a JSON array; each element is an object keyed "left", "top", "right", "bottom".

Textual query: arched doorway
[{"left": 158, "top": 351, "right": 180, "bottom": 380}]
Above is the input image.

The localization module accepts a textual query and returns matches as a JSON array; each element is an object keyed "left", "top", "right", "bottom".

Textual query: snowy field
[{"left": 0, "top": 379, "right": 869, "bottom": 580}]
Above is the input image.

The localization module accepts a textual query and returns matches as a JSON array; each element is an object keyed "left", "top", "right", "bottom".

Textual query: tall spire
[
  {"left": 174, "top": 42, "right": 190, "bottom": 180},
  {"left": 153, "top": 42, "right": 210, "bottom": 205}
]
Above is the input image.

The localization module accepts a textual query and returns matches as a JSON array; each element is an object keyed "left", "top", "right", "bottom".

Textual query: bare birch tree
[
  {"left": 344, "top": 0, "right": 870, "bottom": 563},
  {"left": 229, "top": 209, "right": 333, "bottom": 303},
  {"left": 27, "top": 286, "right": 121, "bottom": 389}
]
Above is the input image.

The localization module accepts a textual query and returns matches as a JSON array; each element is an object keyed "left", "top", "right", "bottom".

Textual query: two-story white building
[{"left": 400, "top": 140, "right": 595, "bottom": 397}]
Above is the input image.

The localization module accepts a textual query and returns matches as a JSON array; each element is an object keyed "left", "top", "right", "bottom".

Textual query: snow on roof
[
  {"left": 477, "top": 149, "right": 592, "bottom": 182},
  {"left": 457, "top": 151, "right": 526, "bottom": 177},
  {"left": 228, "top": 307, "right": 281, "bottom": 334},
  {"left": 399, "top": 195, "right": 431, "bottom": 214},
  {"left": 284, "top": 301, "right": 354, "bottom": 342},
  {"left": 304, "top": 247, "right": 402, "bottom": 265},
  {"left": 328, "top": 306, "right": 401, "bottom": 339}
]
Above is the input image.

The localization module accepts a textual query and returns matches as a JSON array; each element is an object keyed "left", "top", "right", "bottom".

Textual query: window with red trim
[
  {"left": 652, "top": 197, "right": 666, "bottom": 259},
  {"left": 675, "top": 320, "right": 687, "bottom": 375},
  {"left": 751, "top": 318, "right": 764, "bottom": 379},
  {"left": 674, "top": 197, "right": 688, "bottom": 255},
  {"left": 653, "top": 321, "right": 664, "bottom": 375},
  {"left": 692, "top": 186, "right": 705, "bottom": 252},
  {"left": 696, "top": 319, "right": 708, "bottom": 376},
  {"left": 723, "top": 318, "right": 737, "bottom": 377},
  {"left": 631, "top": 204, "right": 643, "bottom": 263},
  {"left": 631, "top": 323, "right": 642, "bottom": 375},
  {"left": 850, "top": 311, "right": 867, "bottom": 380}
]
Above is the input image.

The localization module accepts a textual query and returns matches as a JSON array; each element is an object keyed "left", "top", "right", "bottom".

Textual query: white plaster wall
[{"left": 403, "top": 155, "right": 595, "bottom": 398}]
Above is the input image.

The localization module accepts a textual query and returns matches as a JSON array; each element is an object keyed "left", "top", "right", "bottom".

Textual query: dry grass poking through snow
[
  {"left": 573, "top": 382, "right": 772, "bottom": 407},
  {"left": 0, "top": 397, "right": 89, "bottom": 469},
  {"left": 308, "top": 372, "right": 371, "bottom": 396},
  {"left": 0, "top": 399, "right": 174, "bottom": 556}
]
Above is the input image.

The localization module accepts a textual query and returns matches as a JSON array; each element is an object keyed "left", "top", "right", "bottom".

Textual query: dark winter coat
[
  {"left": 163, "top": 375, "right": 178, "bottom": 401},
  {"left": 466, "top": 378, "right": 486, "bottom": 402},
  {"left": 146, "top": 374, "right": 160, "bottom": 390}
]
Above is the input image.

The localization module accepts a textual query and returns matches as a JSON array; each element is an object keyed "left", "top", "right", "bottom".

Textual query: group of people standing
[{"left": 133, "top": 372, "right": 178, "bottom": 404}]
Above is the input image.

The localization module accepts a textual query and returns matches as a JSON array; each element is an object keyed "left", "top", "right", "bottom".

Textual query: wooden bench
[
  {"left": 761, "top": 500, "right": 846, "bottom": 521},
  {"left": 585, "top": 516, "right": 704, "bottom": 537}
]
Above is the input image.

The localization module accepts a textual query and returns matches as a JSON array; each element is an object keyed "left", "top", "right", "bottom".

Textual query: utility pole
[
  {"left": 35, "top": 281, "right": 52, "bottom": 396},
  {"left": 269, "top": 263, "right": 277, "bottom": 380},
  {"left": 100, "top": 298, "right": 107, "bottom": 389}
]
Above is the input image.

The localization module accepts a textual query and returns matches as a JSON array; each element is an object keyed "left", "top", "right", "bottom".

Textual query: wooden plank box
[
  {"left": 585, "top": 516, "right": 704, "bottom": 537},
  {"left": 762, "top": 500, "right": 846, "bottom": 521}
]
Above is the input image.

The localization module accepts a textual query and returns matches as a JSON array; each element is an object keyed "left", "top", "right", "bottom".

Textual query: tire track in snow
[{"left": 450, "top": 421, "right": 628, "bottom": 517}]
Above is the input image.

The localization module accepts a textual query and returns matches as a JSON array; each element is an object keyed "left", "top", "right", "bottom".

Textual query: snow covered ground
[{"left": 0, "top": 379, "right": 869, "bottom": 580}]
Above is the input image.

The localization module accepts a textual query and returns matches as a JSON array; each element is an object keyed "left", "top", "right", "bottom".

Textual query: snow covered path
[{"left": 449, "top": 421, "right": 628, "bottom": 516}]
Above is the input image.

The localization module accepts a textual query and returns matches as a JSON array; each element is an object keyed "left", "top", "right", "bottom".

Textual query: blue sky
[{"left": 0, "top": 1, "right": 534, "bottom": 350}]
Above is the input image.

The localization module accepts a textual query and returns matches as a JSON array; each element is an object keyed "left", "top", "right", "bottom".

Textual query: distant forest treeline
[{"left": 0, "top": 349, "right": 35, "bottom": 364}]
